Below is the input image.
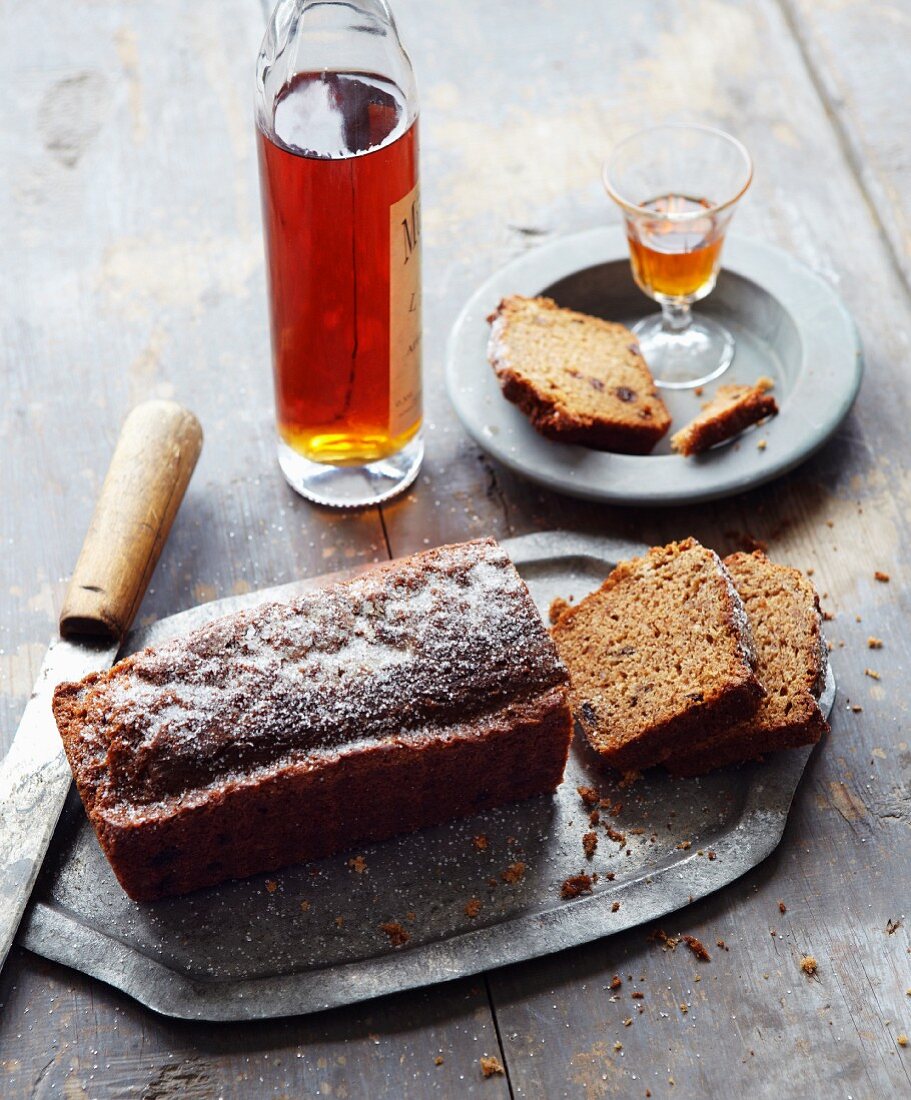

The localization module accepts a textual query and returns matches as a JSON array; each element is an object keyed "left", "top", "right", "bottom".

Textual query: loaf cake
[
  {"left": 487, "top": 295, "right": 671, "bottom": 453},
  {"left": 664, "top": 551, "right": 829, "bottom": 775},
  {"left": 52, "top": 539, "right": 573, "bottom": 901},
  {"left": 671, "top": 376, "right": 778, "bottom": 455},
  {"left": 550, "top": 539, "right": 764, "bottom": 770}
]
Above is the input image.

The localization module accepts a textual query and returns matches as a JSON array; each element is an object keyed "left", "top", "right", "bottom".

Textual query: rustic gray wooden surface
[{"left": 1, "top": 0, "right": 909, "bottom": 1096}]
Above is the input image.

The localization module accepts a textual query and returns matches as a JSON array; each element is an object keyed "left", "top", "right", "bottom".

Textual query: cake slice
[
  {"left": 671, "top": 376, "right": 778, "bottom": 455},
  {"left": 664, "top": 551, "right": 829, "bottom": 776},
  {"left": 487, "top": 295, "right": 671, "bottom": 453},
  {"left": 52, "top": 539, "right": 573, "bottom": 901},
  {"left": 550, "top": 539, "right": 764, "bottom": 770}
]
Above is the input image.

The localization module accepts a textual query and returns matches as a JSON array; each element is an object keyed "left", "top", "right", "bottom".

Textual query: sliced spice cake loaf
[
  {"left": 53, "top": 539, "right": 573, "bottom": 901},
  {"left": 550, "top": 539, "right": 764, "bottom": 770},
  {"left": 487, "top": 295, "right": 671, "bottom": 453},
  {"left": 664, "top": 550, "right": 829, "bottom": 775},
  {"left": 671, "top": 376, "right": 778, "bottom": 456}
]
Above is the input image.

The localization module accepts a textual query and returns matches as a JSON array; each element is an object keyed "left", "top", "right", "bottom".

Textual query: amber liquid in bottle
[
  {"left": 257, "top": 71, "right": 421, "bottom": 466},
  {"left": 627, "top": 194, "right": 724, "bottom": 300}
]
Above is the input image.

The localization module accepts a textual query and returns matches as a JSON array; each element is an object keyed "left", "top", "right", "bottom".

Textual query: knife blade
[{"left": 0, "top": 400, "right": 203, "bottom": 973}]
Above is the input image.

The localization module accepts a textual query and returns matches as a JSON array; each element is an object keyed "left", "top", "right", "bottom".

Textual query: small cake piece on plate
[
  {"left": 664, "top": 551, "right": 829, "bottom": 776},
  {"left": 550, "top": 539, "right": 764, "bottom": 770},
  {"left": 487, "top": 295, "right": 671, "bottom": 454},
  {"left": 671, "top": 376, "right": 778, "bottom": 456},
  {"left": 52, "top": 539, "right": 573, "bottom": 901}
]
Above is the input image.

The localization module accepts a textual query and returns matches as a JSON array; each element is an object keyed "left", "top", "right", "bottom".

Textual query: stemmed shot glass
[{"left": 603, "top": 125, "right": 753, "bottom": 389}]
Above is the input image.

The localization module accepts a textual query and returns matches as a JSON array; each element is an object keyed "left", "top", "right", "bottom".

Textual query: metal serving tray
[{"left": 19, "top": 531, "right": 834, "bottom": 1020}]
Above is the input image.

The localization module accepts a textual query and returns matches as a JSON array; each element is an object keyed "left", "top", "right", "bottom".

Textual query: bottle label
[{"left": 388, "top": 181, "right": 422, "bottom": 438}]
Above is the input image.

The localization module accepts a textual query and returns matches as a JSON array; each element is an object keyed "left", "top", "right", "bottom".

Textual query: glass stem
[{"left": 660, "top": 300, "right": 692, "bottom": 334}]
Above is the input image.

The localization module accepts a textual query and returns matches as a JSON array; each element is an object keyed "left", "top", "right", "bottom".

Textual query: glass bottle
[{"left": 256, "top": 0, "right": 422, "bottom": 507}]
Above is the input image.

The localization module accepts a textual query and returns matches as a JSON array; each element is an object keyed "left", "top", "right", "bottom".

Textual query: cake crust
[
  {"left": 487, "top": 295, "right": 671, "bottom": 454},
  {"left": 53, "top": 539, "right": 573, "bottom": 901}
]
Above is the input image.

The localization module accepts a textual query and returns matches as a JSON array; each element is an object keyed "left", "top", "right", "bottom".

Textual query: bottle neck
[{"left": 298, "top": 0, "right": 394, "bottom": 24}]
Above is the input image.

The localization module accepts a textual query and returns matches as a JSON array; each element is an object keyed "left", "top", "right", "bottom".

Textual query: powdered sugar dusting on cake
[{"left": 77, "top": 539, "right": 567, "bottom": 808}]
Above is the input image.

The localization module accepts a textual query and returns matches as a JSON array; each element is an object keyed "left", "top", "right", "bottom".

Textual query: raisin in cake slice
[
  {"left": 487, "top": 295, "right": 671, "bottom": 454},
  {"left": 671, "top": 376, "right": 778, "bottom": 456},
  {"left": 550, "top": 539, "right": 764, "bottom": 771},
  {"left": 664, "top": 551, "right": 829, "bottom": 776}
]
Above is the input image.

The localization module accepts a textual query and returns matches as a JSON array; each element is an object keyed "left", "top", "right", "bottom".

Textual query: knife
[{"left": 0, "top": 400, "right": 203, "bottom": 973}]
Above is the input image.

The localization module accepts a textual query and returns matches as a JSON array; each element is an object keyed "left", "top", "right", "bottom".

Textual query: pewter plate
[
  {"left": 18, "top": 531, "right": 835, "bottom": 1020},
  {"left": 446, "top": 229, "right": 863, "bottom": 505}
]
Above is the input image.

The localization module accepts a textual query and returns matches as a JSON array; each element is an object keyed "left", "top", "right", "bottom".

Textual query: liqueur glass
[{"left": 603, "top": 125, "right": 753, "bottom": 389}]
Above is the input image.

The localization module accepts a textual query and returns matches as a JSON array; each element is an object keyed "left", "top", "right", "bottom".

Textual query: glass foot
[
  {"left": 277, "top": 431, "right": 423, "bottom": 508},
  {"left": 633, "top": 313, "right": 735, "bottom": 390}
]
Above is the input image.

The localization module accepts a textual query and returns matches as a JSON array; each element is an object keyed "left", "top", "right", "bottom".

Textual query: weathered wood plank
[
  {"left": 0, "top": 1, "right": 510, "bottom": 1095},
  {"left": 0, "top": 949, "right": 509, "bottom": 1099},
  {"left": 3, "top": 0, "right": 911, "bottom": 1095},
  {"left": 783, "top": 0, "right": 911, "bottom": 293},
  {"left": 380, "top": 0, "right": 911, "bottom": 1096}
]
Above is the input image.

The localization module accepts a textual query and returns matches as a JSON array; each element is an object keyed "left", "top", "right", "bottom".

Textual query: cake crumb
[
  {"left": 300, "top": 899, "right": 311, "bottom": 913},
  {"left": 335, "top": 915, "right": 345, "bottom": 928},
  {"left": 619, "top": 770, "right": 641, "bottom": 788},
  {"left": 898, "top": 1035, "right": 909, "bottom": 1048},
  {"left": 850, "top": 704, "right": 863, "bottom": 713},
  {"left": 501, "top": 861, "right": 526, "bottom": 885},
  {"left": 868, "top": 637, "right": 884, "bottom": 649},
  {"left": 757, "top": 439, "right": 767, "bottom": 451},
  {"left": 610, "top": 974, "right": 622, "bottom": 990},
  {"left": 611, "top": 901, "right": 621, "bottom": 913},
  {"left": 473, "top": 834, "right": 489, "bottom": 851},
  {"left": 649, "top": 929, "right": 679, "bottom": 951},
  {"left": 631, "top": 990, "right": 644, "bottom": 999},
  {"left": 623, "top": 1017, "right": 633, "bottom": 1027},
  {"left": 380, "top": 921, "right": 410, "bottom": 947},
  {"left": 434, "top": 1056, "right": 445, "bottom": 1066},
  {"left": 613, "top": 1040, "right": 623, "bottom": 1051},
  {"left": 716, "top": 939, "right": 728, "bottom": 950},
  {"left": 582, "top": 831, "right": 598, "bottom": 859},
  {"left": 875, "top": 571, "right": 890, "bottom": 582},
  {"left": 865, "top": 668, "right": 881, "bottom": 680},
  {"left": 589, "top": 809, "right": 601, "bottom": 826},
  {"left": 549, "top": 596, "right": 571, "bottom": 624},
  {"left": 606, "top": 826, "right": 627, "bottom": 846},
  {"left": 779, "top": 901, "right": 787, "bottom": 914},
  {"left": 577, "top": 785, "right": 600, "bottom": 807},
  {"left": 560, "top": 873, "right": 593, "bottom": 900},
  {"left": 682, "top": 934, "right": 711, "bottom": 961},
  {"left": 347, "top": 855, "right": 367, "bottom": 873},
  {"left": 480, "top": 1055, "right": 504, "bottom": 1078},
  {"left": 800, "top": 954, "right": 818, "bottom": 976},
  {"left": 465, "top": 898, "right": 482, "bottom": 919},
  {"left": 265, "top": 879, "right": 278, "bottom": 894},
  {"left": 676, "top": 840, "right": 692, "bottom": 850},
  {"left": 707, "top": 850, "right": 716, "bottom": 861},
  {"left": 607, "top": 800, "right": 623, "bottom": 817}
]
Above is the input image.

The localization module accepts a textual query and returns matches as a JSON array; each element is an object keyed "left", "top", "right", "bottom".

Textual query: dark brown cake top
[{"left": 69, "top": 539, "right": 567, "bottom": 807}]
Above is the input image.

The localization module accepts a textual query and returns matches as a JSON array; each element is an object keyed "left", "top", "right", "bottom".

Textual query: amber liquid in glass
[
  {"left": 627, "top": 194, "right": 723, "bottom": 300},
  {"left": 257, "top": 71, "right": 421, "bottom": 466}
]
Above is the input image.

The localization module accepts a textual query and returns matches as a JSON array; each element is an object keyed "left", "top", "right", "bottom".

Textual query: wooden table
[{"left": 2, "top": 1, "right": 909, "bottom": 1095}]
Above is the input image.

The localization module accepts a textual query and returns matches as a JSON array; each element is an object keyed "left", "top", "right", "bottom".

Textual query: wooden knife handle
[{"left": 59, "top": 400, "right": 203, "bottom": 644}]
